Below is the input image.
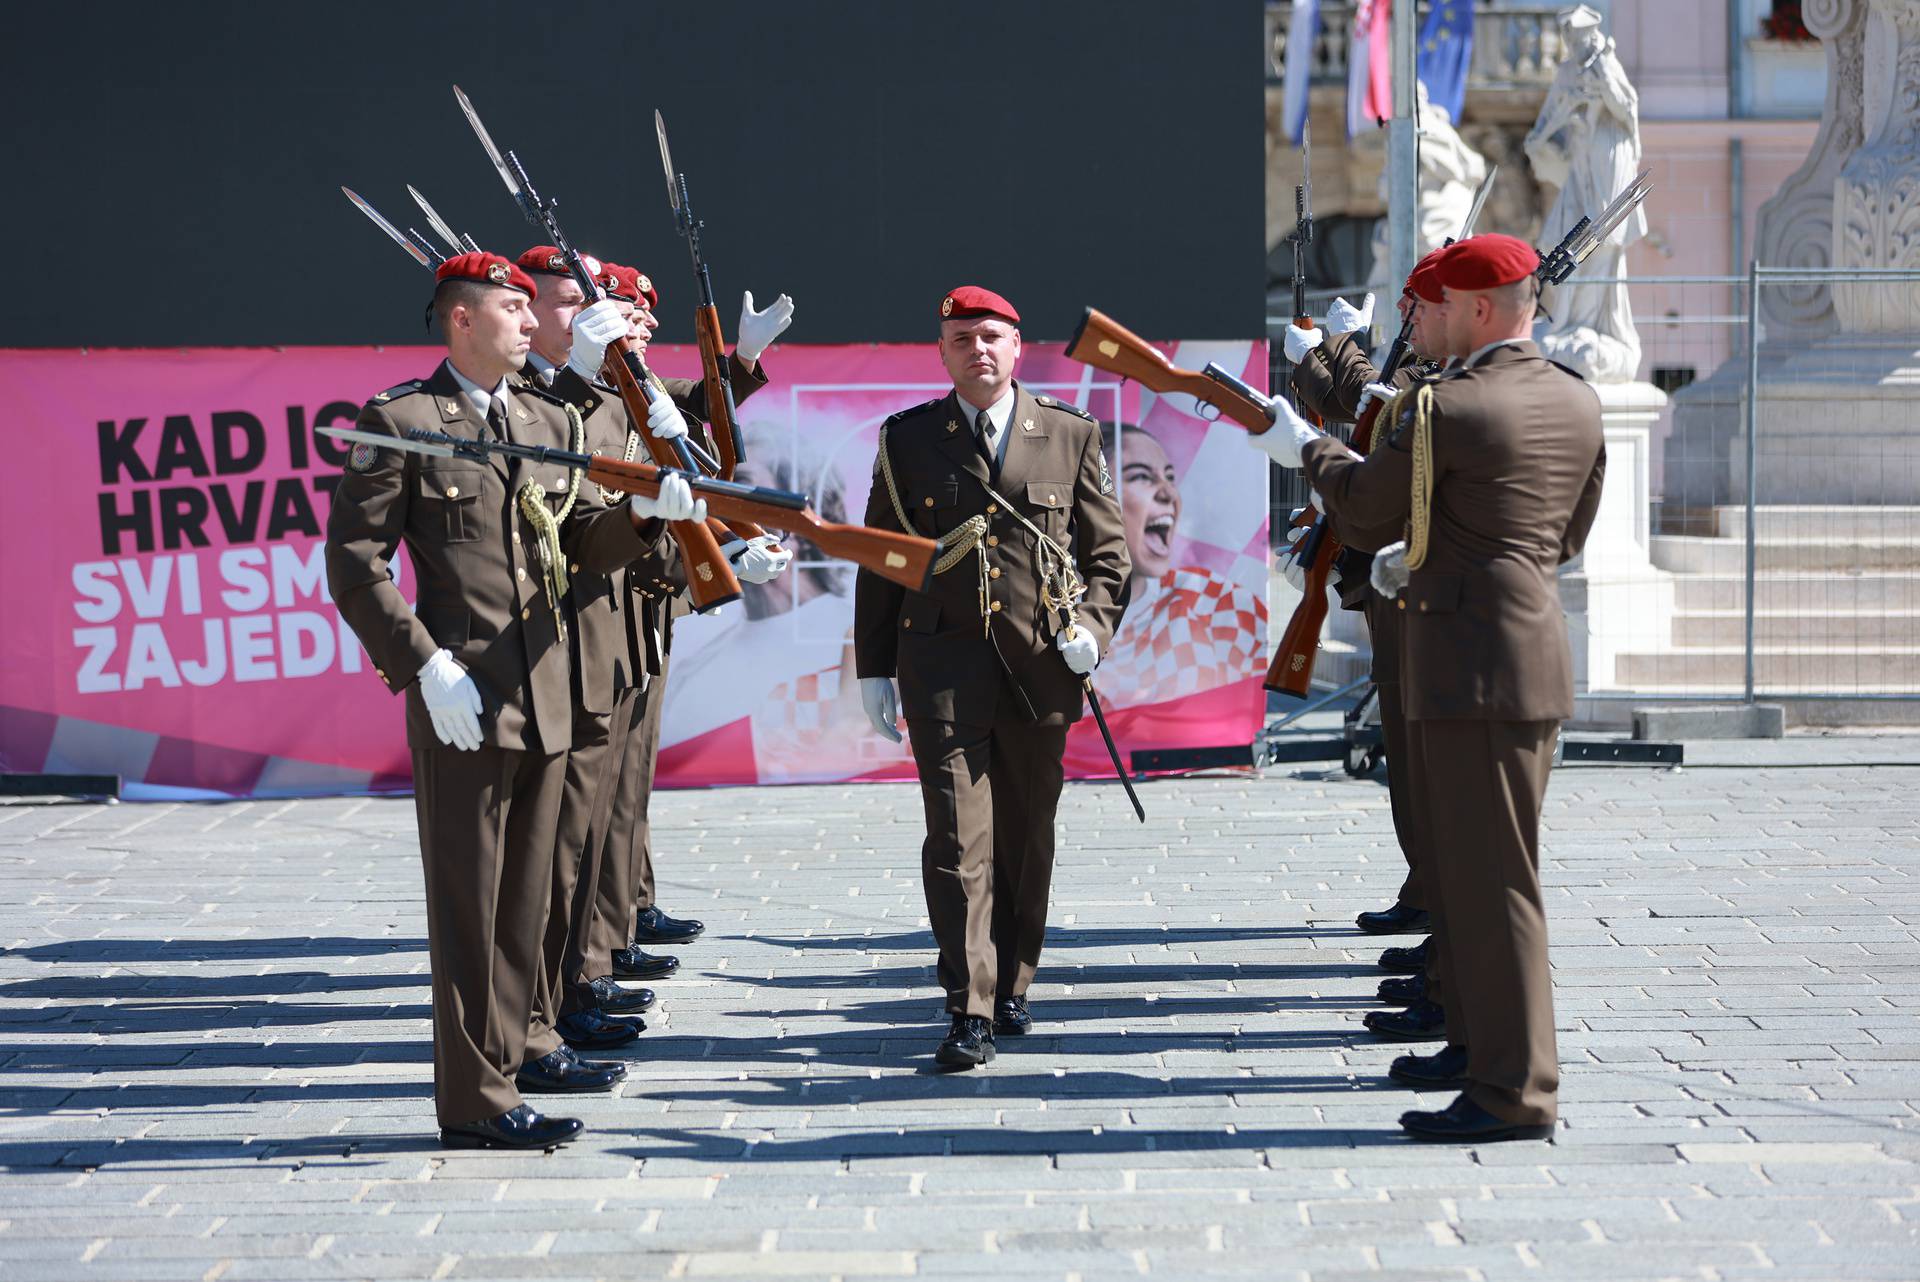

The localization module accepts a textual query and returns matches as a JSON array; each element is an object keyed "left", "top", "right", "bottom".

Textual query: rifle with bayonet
[
  {"left": 654, "top": 109, "right": 780, "bottom": 548},
  {"left": 1537, "top": 169, "right": 1652, "bottom": 287},
  {"left": 342, "top": 187, "right": 448, "bottom": 268},
  {"left": 407, "top": 185, "right": 482, "bottom": 257},
  {"left": 319, "top": 426, "right": 939, "bottom": 593},
  {"left": 450, "top": 83, "right": 743, "bottom": 611}
]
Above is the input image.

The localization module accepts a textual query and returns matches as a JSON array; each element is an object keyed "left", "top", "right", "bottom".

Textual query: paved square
[{"left": 3, "top": 736, "right": 1918, "bottom": 1280}]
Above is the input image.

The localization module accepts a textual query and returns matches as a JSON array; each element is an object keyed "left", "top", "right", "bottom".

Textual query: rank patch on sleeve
[
  {"left": 1098, "top": 452, "right": 1114, "bottom": 496},
  {"left": 348, "top": 441, "right": 381, "bottom": 473}
]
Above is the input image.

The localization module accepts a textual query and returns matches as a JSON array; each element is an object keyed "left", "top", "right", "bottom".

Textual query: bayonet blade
[
  {"left": 453, "top": 84, "right": 522, "bottom": 197},
  {"left": 1570, "top": 170, "right": 1652, "bottom": 266},
  {"left": 407, "top": 184, "right": 467, "bottom": 255},
  {"left": 654, "top": 109, "right": 680, "bottom": 214},
  {"left": 1460, "top": 164, "right": 1498, "bottom": 239},
  {"left": 320, "top": 426, "right": 460, "bottom": 459},
  {"left": 342, "top": 187, "right": 434, "bottom": 270}
]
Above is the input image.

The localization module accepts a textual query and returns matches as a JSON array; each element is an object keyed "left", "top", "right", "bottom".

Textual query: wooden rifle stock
[
  {"left": 691, "top": 303, "right": 774, "bottom": 545},
  {"left": 600, "top": 336, "right": 743, "bottom": 610},
  {"left": 580, "top": 455, "right": 938, "bottom": 593},
  {"left": 1264, "top": 315, "right": 1338, "bottom": 697},
  {"left": 1064, "top": 309, "right": 1273, "bottom": 433}
]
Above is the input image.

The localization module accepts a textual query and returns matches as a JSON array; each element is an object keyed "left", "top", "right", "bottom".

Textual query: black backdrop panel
[{"left": 1, "top": 1, "right": 1261, "bottom": 347}]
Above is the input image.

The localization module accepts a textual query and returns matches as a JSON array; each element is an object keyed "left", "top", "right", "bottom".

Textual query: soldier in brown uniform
[
  {"left": 324, "top": 251, "right": 707, "bottom": 1149},
  {"left": 1282, "top": 250, "right": 1461, "bottom": 1041},
  {"left": 1255, "top": 235, "right": 1605, "bottom": 1141},
  {"left": 854, "top": 286, "right": 1129, "bottom": 1068},
  {"left": 512, "top": 251, "right": 791, "bottom": 1047}
]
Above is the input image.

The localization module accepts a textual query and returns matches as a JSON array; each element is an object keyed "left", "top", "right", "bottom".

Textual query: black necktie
[
  {"left": 486, "top": 396, "right": 509, "bottom": 441},
  {"left": 975, "top": 408, "right": 995, "bottom": 475}
]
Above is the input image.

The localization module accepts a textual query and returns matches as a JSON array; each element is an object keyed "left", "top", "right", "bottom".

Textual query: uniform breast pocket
[
  {"left": 418, "top": 467, "right": 488, "bottom": 543},
  {"left": 1024, "top": 480, "right": 1072, "bottom": 542},
  {"left": 913, "top": 478, "right": 961, "bottom": 536}
]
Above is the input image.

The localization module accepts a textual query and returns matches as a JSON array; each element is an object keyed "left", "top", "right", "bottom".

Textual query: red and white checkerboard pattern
[{"left": 1099, "top": 567, "right": 1268, "bottom": 709}]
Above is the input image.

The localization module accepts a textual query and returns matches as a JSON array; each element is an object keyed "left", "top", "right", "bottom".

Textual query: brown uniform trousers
[
  {"left": 1291, "top": 331, "right": 1431, "bottom": 914},
  {"left": 325, "top": 360, "right": 650, "bottom": 1125},
  {"left": 854, "top": 384, "right": 1129, "bottom": 1017},
  {"left": 1303, "top": 341, "right": 1605, "bottom": 1125},
  {"left": 519, "top": 357, "right": 767, "bottom": 1020}
]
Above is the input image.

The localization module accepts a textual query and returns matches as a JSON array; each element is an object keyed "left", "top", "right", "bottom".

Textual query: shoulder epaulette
[
  {"left": 1546, "top": 358, "right": 1587, "bottom": 382},
  {"left": 884, "top": 397, "right": 945, "bottom": 426},
  {"left": 517, "top": 382, "right": 572, "bottom": 407},
  {"left": 370, "top": 380, "right": 424, "bottom": 405},
  {"left": 1034, "top": 394, "right": 1095, "bottom": 422}
]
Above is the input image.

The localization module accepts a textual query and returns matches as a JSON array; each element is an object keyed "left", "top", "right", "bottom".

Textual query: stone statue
[
  {"left": 1523, "top": 5, "right": 1648, "bottom": 382},
  {"left": 1368, "top": 81, "right": 1488, "bottom": 294}
]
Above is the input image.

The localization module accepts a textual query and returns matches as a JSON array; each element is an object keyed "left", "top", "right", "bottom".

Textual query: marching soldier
[
  {"left": 1252, "top": 234, "right": 1605, "bottom": 1141},
  {"left": 854, "top": 286, "right": 1129, "bottom": 1068},
  {"left": 1279, "top": 250, "right": 1459, "bottom": 1042},
  {"left": 324, "top": 251, "right": 706, "bottom": 1148}
]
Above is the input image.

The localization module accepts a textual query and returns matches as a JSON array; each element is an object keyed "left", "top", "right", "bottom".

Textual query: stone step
[
  {"left": 1671, "top": 572, "right": 1920, "bottom": 612},
  {"left": 1613, "top": 647, "right": 1920, "bottom": 690},
  {"left": 1650, "top": 535, "right": 1920, "bottom": 574},
  {"left": 1670, "top": 610, "right": 1920, "bottom": 647},
  {"left": 1711, "top": 504, "right": 1920, "bottom": 540}
]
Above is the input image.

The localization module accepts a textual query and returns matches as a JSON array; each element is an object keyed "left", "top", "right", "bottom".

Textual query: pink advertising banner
[{"left": 0, "top": 341, "right": 1269, "bottom": 799}]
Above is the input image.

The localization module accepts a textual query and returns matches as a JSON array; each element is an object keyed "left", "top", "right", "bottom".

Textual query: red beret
[
  {"left": 1434, "top": 234, "right": 1540, "bottom": 292},
  {"left": 435, "top": 251, "right": 537, "bottom": 300},
  {"left": 1405, "top": 245, "right": 1453, "bottom": 304},
  {"left": 940, "top": 285, "right": 1019, "bottom": 324},
  {"left": 514, "top": 245, "right": 605, "bottom": 285},
  {"left": 600, "top": 263, "right": 659, "bottom": 309}
]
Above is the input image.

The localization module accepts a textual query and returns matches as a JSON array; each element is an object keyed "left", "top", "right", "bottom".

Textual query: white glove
[
  {"left": 860, "top": 676, "right": 902, "bottom": 743},
  {"left": 1326, "top": 292, "right": 1376, "bottom": 338},
  {"left": 736, "top": 290, "right": 795, "bottom": 364},
  {"left": 723, "top": 534, "right": 793, "bottom": 585},
  {"left": 1371, "top": 541, "right": 1410, "bottom": 599},
  {"left": 419, "top": 649, "right": 484, "bottom": 752},
  {"left": 1243, "top": 394, "right": 1324, "bottom": 469},
  {"left": 1355, "top": 381, "right": 1397, "bottom": 418},
  {"left": 644, "top": 390, "right": 688, "bottom": 442},
  {"left": 1282, "top": 324, "right": 1324, "bottom": 365},
  {"left": 1278, "top": 520, "right": 1309, "bottom": 592},
  {"left": 566, "top": 298, "right": 628, "bottom": 380},
  {"left": 630, "top": 471, "right": 708, "bottom": 524},
  {"left": 1056, "top": 626, "right": 1100, "bottom": 675}
]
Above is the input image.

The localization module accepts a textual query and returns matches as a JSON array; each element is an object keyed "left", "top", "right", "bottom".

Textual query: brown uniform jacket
[
  {"left": 1289, "top": 331, "right": 1385, "bottom": 423},
  {"left": 324, "top": 361, "right": 651, "bottom": 754},
  {"left": 1301, "top": 341, "right": 1606, "bottom": 722},
  {"left": 853, "top": 383, "right": 1130, "bottom": 727}
]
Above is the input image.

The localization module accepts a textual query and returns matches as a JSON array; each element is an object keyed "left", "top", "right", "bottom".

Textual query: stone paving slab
[{"left": 1, "top": 736, "right": 1918, "bottom": 1278}]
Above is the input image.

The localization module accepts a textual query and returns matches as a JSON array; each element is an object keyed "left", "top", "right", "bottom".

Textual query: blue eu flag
[{"left": 1417, "top": 1, "right": 1474, "bottom": 123}]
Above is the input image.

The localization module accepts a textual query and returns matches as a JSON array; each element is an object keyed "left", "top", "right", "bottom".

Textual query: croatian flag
[
  {"left": 1417, "top": 0, "right": 1475, "bottom": 122},
  {"left": 1365, "top": 0, "right": 1395, "bottom": 126},
  {"left": 1281, "top": 0, "right": 1320, "bottom": 145},
  {"left": 1346, "top": 0, "right": 1374, "bottom": 138}
]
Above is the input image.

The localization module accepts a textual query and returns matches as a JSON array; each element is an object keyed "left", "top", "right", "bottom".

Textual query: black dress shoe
[
  {"left": 515, "top": 1045, "right": 626, "bottom": 1093},
  {"left": 611, "top": 946, "right": 680, "bottom": 981},
  {"left": 1401, "top": 1092, "right": 1554, "bottom": 1143},
  {"left": 587, "top": 974, "right": 656, "bottom": 1014},
  {"left": 556, "top": 1007, "right": 643, "bottom": 1051},
  {"left": 1375, "top": 936, "right": 1431, "bottom": 974},
  {"left": 992, "top": 996, "right": 1032, "bottom": 1036},
  {"left": 1388, "top": 1043, "right": 1468, "bottom": 1088},
  {"left": 1356, "top": 902, "right": 1431, "bottom": 935},
  {"left": 1363, "top": 998, "right": 1447, "bottom": 1041},
  {"left": 632, "top": 906, "right": 705, "bottom": 945},
  {"left": 1376, "top": 973, "right": 1427, "bottom": 1006},
  {"left": 440, "top": 1103, "right": 584, "bottom": 1150},
  {"left": 934, "top": 1015, "right": 996, "bottom": 1069}
]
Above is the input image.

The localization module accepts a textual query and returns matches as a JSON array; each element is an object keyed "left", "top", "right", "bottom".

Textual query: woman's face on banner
[{"left": 1119, "top": 429, "right": 1180, "bottom": 582}]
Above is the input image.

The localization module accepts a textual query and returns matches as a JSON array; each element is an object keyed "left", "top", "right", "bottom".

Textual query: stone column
[
  {"left": 1751, "top": 0, "right": 1866, "bottom": 340},
  {"left": 1831, "top": 0, "right": 1920, "bottom": 330}
]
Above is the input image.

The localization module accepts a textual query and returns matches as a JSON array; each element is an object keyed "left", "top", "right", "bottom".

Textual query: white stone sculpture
[
  {"left": 1523, "top": 5, "right": 1649, "bottom": 382},
  {"left": 1367, "top": 81, "right": 1488, "bottom": 294}
]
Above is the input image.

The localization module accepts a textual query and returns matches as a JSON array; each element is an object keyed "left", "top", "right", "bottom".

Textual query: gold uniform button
[
  {"left": 1397, "top": 600, "right": 1407, "bottom": 611},
  {"left": 512, "top": 530, "right": 522, "bottom": 543},
  {"left": 989, "top": 600, "right": 1003, "bottom": 613},
  {"left": 521, "top": 607, "right": 531, "bottom": 620},
  {"left": 516, "top": 568, "right": 527, "bottom": 582},
  {"left": 902, "top": 617, "right": 912, "bottom": 628},
  {"left": 989, "top": 567, "right": 1001, "bottom": 580},
  {"left": 986, "top": 535, "right": 999, "bottom": 548},
  {"left": 923, "top": 497, "right": 935, "bottom": 508},
  {"left": 569, "top": 563, "right": 580, "bottom": 574},
  {"left": 1419, "top": 601, "right": 1429, "bottom": 612},
  {"left": 1047, "top": 493, "right": 1058, "bottom": 504},
  {"left": 986, "top": 503, "right": 998, "bottom": 515},
  {"left": 375, "top": 668, "right": 385, "bottom": 680},
  {"left": 445, "top": 485, "right": 460, "bottom": 498}
]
